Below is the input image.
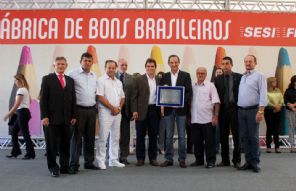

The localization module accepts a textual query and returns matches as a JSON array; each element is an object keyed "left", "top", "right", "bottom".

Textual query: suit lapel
[
  {"left": 143, "top": 74, "right": 150, "bottom": 95},
  {"left": 176, "top": 71, "right": 182, "bottom": 86}
]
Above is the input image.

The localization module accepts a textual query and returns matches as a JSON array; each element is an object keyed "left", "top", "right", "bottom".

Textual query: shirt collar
[
  {"left": 103, "top": 73, "right": 117, "bottom": 81},
  {"left": 79, "top": 67, "right": 94, "bottom": 75},
  {"left": 195, "top": 81, "right": 206, "bottom": 86},
  {"left": 146, "top": 73, "right": 155, "bottom": 80},
  {"left": 170, "top": 69, "right": 179, "bottom": 76},
  {"left": 244, "top": 69, "right": 255, "bottom": 75},
  {"left": 55, "top": 72, "right": 64, "bottom": 77}
]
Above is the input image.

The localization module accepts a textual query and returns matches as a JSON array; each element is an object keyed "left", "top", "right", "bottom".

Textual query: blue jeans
[
  {"left": 238, "top": 108, "right": 260, "bottom": 166},
  {"left": 164, "top": 110, "right": 186, "bottom": 161}
]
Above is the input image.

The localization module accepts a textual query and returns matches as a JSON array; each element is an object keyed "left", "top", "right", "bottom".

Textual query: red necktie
[{"left": 58, "top": 74, "right": 65, "bottom": 88}]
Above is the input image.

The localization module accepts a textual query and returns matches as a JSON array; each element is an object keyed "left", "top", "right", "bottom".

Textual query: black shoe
[
  {"left": 22, "top": 155, "right": 35, "bottom": 160},
  {"left": 252, "top": 165, "right": 261, "bottom": 173},
  {"left": 68, "top": 167, "right": 77, "bottom": 174},
  {"left": 238, "top": 163, "right": 252, "bottom": 170},
  {"left": 50, "top": 170, "right": 60, "bottom": 177},
  {"left": 190, "top": 161, "right": 204, "bottom": 167},
  {"left": 160, "top": 160, "right": 173, "bottom": 167},
  {"left": 6, "top": 154, "right": 20, "bottom": 158},
  {"left": 179, "top": 161, "right": 187, "bottom": 168},
  {"left": 233, "top": 162, "right": 241, "bottom": 169},
  {"left": 84, "top": 164, "right": 99, "bottom": 170},
  {"left": 149, "top": 160, "right": 159, "bottom": 166},
  {"left": 206, "top": 163, "right": 215, "bottom": 168},
  {"left": 120, "top": 158, "right": 130, "bottom": 165},
  {"left": 217, "top": 161, "right": 230, "bottom": 167}
]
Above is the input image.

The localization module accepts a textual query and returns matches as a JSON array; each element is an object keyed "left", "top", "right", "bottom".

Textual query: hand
[
  {"left": 256, "top": 112, "right": 264, "bottom": 123},
  {"left": 273, "top": 105, "right": 281, "bottom": 112},
  {"left": 70, "top": 118, "right": 77, "bottom": 126},
  {"left": 212, "top": 116, "right": 218, "bottom": 126},
  {"left": 3, "top": 113, "right": 10, "bottom": 121},
  {"left": 132, "top": 112, "right": 138, "bottom": 121},
  {"left": 161, "top": 106, "right": 164, "bottom": 117},
  {"left": 111, "top": 107, "right": 120, "bottom": 116},
  {"left": 42, "top": 118, "right": 49, "bottom": 126}
]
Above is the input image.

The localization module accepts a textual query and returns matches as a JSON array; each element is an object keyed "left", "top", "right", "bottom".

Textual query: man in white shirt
[
  {"left": 96, "top": 60, "right": 125, "bottom": 170},
  {"left": 190, "top": 67, "right": 220, "bottom": 168},
  {"left": 68, "top": 52, "right": 98, "bottom": 173}
]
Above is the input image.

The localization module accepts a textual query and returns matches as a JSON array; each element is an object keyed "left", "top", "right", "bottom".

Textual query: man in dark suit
[
  {"left": 131, "top": 58, "right": 160, "bottom": 166},
  {"left": 40, "top": 57, "right": 76, "bottom": 177},
  {"left": 116, "top": 58, "right": 134, "bottom": 165},
  {"left": 214, "top": 56, "right": 242, "bottom": 168},
  {"left": 160, "top": 55, "right": 192, "bottom": 168}
]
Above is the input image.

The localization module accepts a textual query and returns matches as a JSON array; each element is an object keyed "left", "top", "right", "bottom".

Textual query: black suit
[
  {"left": 214, "top": 72, "right": 242, "bottom": 164},
  {"left": 40, "top": 73, "right": 76, "bottom": 172},
  {"left": 131, "top": 74, "right": 160, "bottom": 161}
]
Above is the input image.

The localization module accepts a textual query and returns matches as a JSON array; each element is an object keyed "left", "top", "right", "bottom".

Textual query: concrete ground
[{"left": 0, "top": 149, "right": 295, "bottom": 191}]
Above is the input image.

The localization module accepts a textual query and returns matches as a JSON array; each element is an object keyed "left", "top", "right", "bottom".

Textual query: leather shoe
[
  {"left": 160, "top": 160, "right": 173, "bottom": 167},
  {"left": 217, "top": 161, "right": 230, "bottom": 167},
  {"left": 135, "top": 160, "right": 144, "bottom": 166},
  {"left": 6, "top": 154, "right": 19, "bottom": 158},
  {"left": 238, "top": 163, "right": 252, "bottom": 170},
  {"left": 233, "top": 162, "right": 241, "bottom": 169},
  {"left": 190, "top": 161, "right": 204, "bottom": 167},
  {"left": 149, "top": 160, "right": 159, "bottom": 166},
  {"left": 275, "top": 148, "right": 281, "bottom": 153},
  {"left": 22, "top": 155, "right": 35, "bottom": 160},
  {"left": 68, "top": 167, "right": 77, "bottom": 174},
  {"left": 206, "top": 163, "right": 215, "bottom": 168},
  {"left": 252, "top": 165, "right": 261, "bottom": 173},
  {"left": 50, "top": 170, "right": 60, "bottom": 177},
  {"left": 120, "top": 158, "right": 130, "bottom": 165},
  {"left": 84, "top": 164, "right": 99, "bottom": 170},
  {"left": 179, "top": 161, "right": 187, "bottom": 168}
]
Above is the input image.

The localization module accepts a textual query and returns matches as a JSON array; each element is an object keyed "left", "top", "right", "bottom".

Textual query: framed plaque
[{"left": 156, "top": 86, "right": 185, "bottom": 107}]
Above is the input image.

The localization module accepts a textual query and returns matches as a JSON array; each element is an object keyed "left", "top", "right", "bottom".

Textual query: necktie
[
  {"left": 224, "top": 75, "right": 229, "bottom": 106},
  {"left": 120, "top": 73, "right": 124, "bottom": 84},
  {"left": 58, "top": 74, "right": 65, "bottom": 88}
]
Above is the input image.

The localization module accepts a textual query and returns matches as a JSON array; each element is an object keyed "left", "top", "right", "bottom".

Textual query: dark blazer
[
  {"left": 160, "top": 70, "right": 192, "bottom": 116},
  {"left": 40, "top": 73, "right": 76, "bottom": 126},
  {"left": 131, "top": 74, "right": 160, "bottom": 120},
  {"left": 214, "top": 72, "right": 242, "bottom": 109},
  {"left": 116, "top": 71, "right": 134, "bottom": 118}
]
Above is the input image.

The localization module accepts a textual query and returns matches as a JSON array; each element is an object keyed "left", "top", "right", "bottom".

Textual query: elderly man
[
  {"left": 116, "top": 58, "right": 133, "bottom": 165},
  {"left": 237, "top": 55, "right": 267, "bottom": 173},
  {"left": 96, "top": 60, "right": 125, "bottom": 170},
  {"left": 190, "top": 67, "right": 220, "bottom": 168}
]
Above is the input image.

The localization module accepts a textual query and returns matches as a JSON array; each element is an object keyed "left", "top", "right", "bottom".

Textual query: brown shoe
[
  {"left": 135, "top": 160, "right": 144, "bottom": 166},
  {"left": 275, "top": 148, "right": 281, "bottom": 153},
  {"left": 149, "top": 160, "right": 159, "bottom": 166},
  {"left": 160, "top": 160, "right": 173, "bottom": 167},
  {"left": 179, "top": 161, "right": 187, "bottom": 168},
  {"left": 266, "top": 148, "right": 272, "bottom": 153}
]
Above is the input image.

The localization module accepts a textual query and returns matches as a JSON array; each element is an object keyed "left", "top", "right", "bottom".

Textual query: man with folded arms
[{"left": 131, "top": 58, "right": 160, "bottom": 166}]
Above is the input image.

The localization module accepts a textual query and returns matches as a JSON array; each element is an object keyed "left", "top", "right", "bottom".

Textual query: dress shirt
[
  {"left": 170, "top": 70, "right": 179, "bottom": 87},
  {"left": 97, "top": 74, "right": 125, "bottom": 111},
  {"left": 238, "top": 70, "right": 267, "bottom": 107},
  {"left": 191, "top": 81, "right": 220, "bottom": 124},
  {"left": 68, "top": 67, "right": 97, "bottom": 107},
  {"left": 146, "top": 74, "right": 157, "bottom": 104}
]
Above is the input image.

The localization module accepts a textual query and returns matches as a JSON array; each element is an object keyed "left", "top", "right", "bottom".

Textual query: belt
[
  {"left": 76, "top": 105, "right": 96, "bottom": 109},
  {"left": 238, "top": 105, "right": 258, "bottom": 110}
]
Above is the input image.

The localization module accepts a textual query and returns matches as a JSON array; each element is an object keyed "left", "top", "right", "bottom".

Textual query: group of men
[{"left": 39, "top": 52, "right": 266, "bottom": 177}]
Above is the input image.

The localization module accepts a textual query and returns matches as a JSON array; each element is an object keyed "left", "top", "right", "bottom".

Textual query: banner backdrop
[
  {"left": 0, "top": 10, "right": 296, "bottom": 136},
  {"left": 1, "top": 10, "right": 296, "bottom": 46}
]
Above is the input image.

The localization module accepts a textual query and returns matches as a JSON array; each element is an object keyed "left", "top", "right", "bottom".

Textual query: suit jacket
[
  {"left": 214, "top": 72, "right": 242, "bottom": 110},
  {"left": 40, "top": 73, "right": 76, "bottom": 126},
  {"left": 131, "top": 74, "right": 160, "bottom": 121},
  {"left": 116, "top": 71, "right": 134, "bottom": 118},
  {"left": 160, "top": 70, "right": 192, "bottom": 116}
]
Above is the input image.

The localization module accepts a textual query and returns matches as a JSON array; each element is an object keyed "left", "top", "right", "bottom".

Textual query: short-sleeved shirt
[
  {"left": 16, "top": 87, "right": 30, "bottom": 109},
  {"left": 191, "top": 81, "right": 220, "bottom": 124},
  {"left": 96, "top": 74, "right": 125, "bottom": 112}
]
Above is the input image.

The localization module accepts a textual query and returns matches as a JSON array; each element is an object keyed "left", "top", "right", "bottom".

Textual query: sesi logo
[{"left": 243, "top": 27, "right": 278, "bottom": 38}]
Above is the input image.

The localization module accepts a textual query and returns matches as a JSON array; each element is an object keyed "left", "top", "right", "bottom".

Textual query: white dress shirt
[
  {"left": 170, "top": 70, "right": 179, "bottom": 87},
  {"left": 191, "top": 81, "right": 220, "bottom": 124},
  {"left": 97, "top": 74, "right": 125, "bottom": 111},
  {"left": 146, "top": 74, "right": 157, "bottom": 104},
  {"left": 68, "top": 67, "right": 97, "bottom": 107}
]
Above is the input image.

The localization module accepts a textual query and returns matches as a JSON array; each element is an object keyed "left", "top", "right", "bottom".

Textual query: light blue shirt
[
  {"left": 68, "top": 67, "right": 97, "bottom": 107},
  {"left": 238, "top": 70, "right": 267, "bottom": 107}
]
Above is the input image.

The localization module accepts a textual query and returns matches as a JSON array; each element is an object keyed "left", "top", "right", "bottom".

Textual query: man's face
[
  {"left": 168, "top": 56, "right": 180, "bottom": 73},
  {"left": 55, "top": 59, "right": 68, "bottom": 74},
  {"left": 118, "top": 60, "right": 128, "bottom": 73},
  {"left": 215, "top": 69, "right": 223, "bottom": 77},
  {"left": 80, "top": 57, "right": 93, "bottom": 72},
  {"left": 145, "top": 62, "right": 156, "bottom": 76},
  {"left": 105, "top": 62, "right": 117, "bottom": 78},
  {"left": 244, "top": 55, "right": 256, "bottom": 71},
  {"left": 221, "top": 59, "right": 232, "bottom": 73},
  {"left": 196, "top": 68, "right": 207, "bottom": 83}
]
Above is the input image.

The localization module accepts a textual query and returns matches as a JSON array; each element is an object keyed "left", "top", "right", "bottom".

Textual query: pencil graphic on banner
[
  {"left": 182, "top": 46, "right": 195, "bottom": 74},
  {"left": 9, "top": 46, "right": 41, "bottom": 135},
  {"left": 87, "top": 45, "right": 102, "bottom": 77},
  {"left": 275, "top": 48, "right": 293, "bottom": 136},
  {"left": 51, "top": 45, "right": 65, "bottom": 73},
  {"left": 211, "top": 47, "right": 226, "bottom": 82},
  {"left": 150, "top": 45, "right": 165, "bottom": 74},
  {"left": 118, "top": 45, "right": 130, "bottom": 62}
]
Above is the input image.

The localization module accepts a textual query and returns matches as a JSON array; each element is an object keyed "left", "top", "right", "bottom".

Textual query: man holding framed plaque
[{"left": 159, "top": 55, "right": 192, "bottom": 168}]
